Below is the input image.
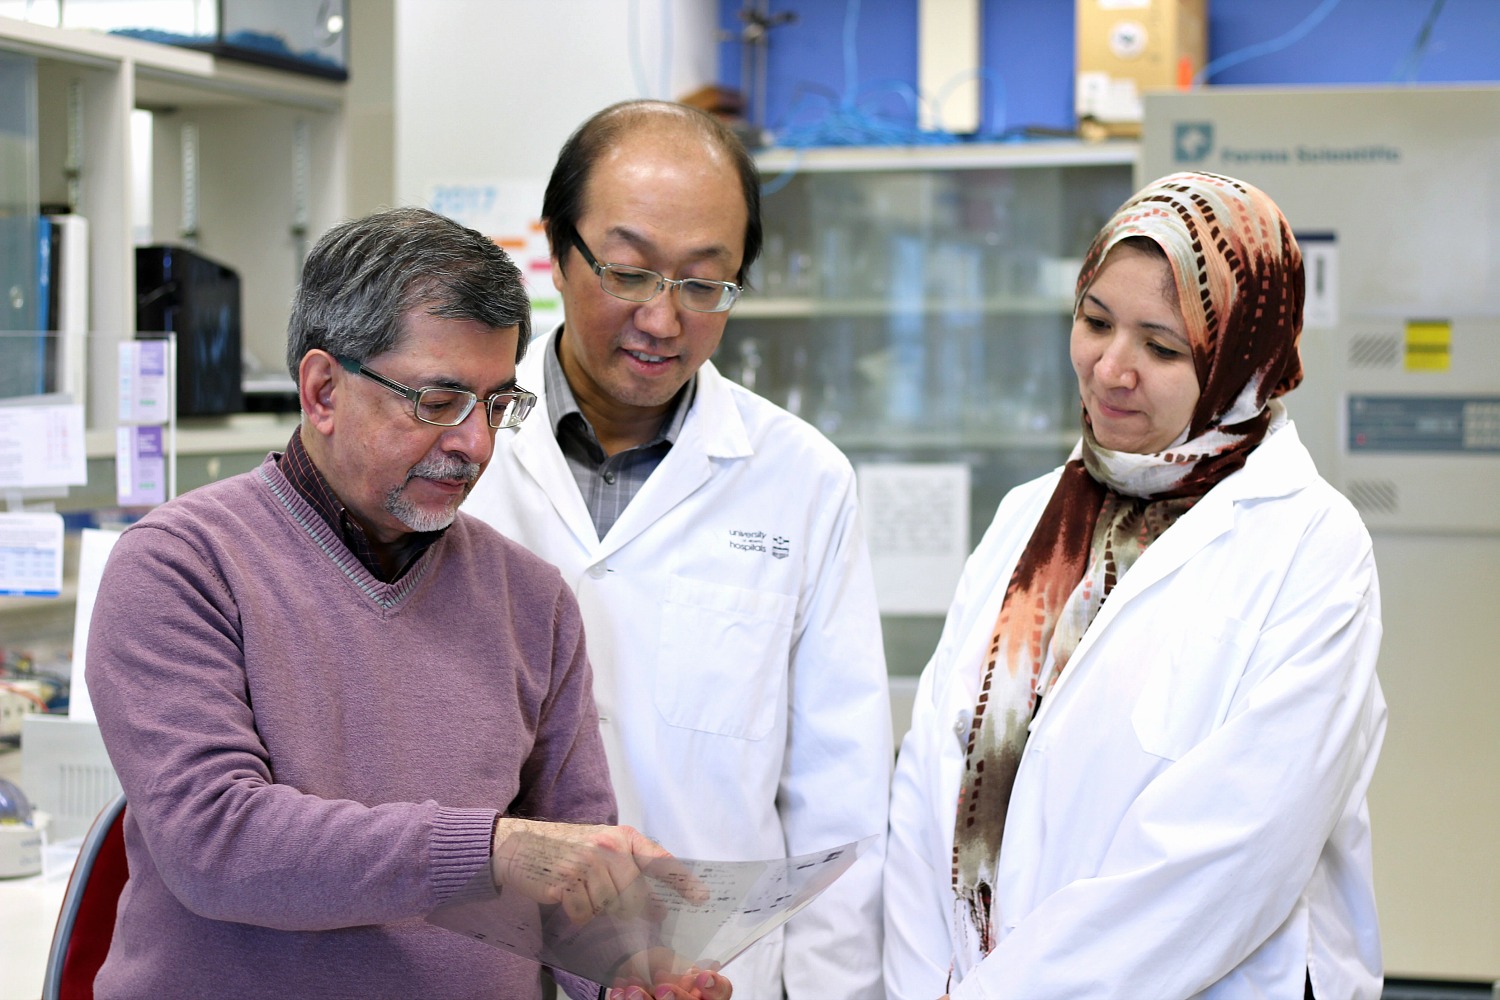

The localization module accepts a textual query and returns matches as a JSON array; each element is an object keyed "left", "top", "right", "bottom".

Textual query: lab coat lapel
[
  {"left": 1031, "top": 422, "right": 1314, "bottom": 725},
  {"left": 1083, "top": 495, "right": 1234, "bottom": 640},
  {"left": 1029, "top": 497, "right": 1234, "bottom": 730},
  {"left": 510, "top": 343, "right": 601, "bottom": 551},
  {"left": 595, "top": 360, "right": 752, "bottom": 559}
]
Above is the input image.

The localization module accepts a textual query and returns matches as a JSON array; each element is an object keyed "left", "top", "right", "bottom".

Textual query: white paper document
[
  {"left": 68, "top": 528, "right": 123, "bottom": 722},
  {"left": 0, "top": 404, "right": 87, "bottom": 489},
  {"left": 427, "top": 835, "right": 874, "bottom": 988},
  {"left": 858, "top": 462, "right": 970, "bottom": 615},
  {"left": 0, "top": 512, "right": 65, "bottom": 597}
]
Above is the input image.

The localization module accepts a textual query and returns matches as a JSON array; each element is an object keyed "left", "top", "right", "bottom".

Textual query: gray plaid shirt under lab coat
[{"left": 542, "top": 328, "right": 696, "bottom": 539}]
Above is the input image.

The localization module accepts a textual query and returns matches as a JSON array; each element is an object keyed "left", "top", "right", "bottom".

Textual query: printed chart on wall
[
  {"left": 0, "top": 403, "right": 86, "bottom": 492},
  {"left": 0, "top": 512, "right": 64, "bottom": 598},
  {"left": 428, "top": 179, "right": 560, "bottom": 335}
]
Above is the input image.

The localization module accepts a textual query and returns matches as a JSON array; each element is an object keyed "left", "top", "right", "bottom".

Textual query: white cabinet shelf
[
  {"left": 734, "top": 293, "right": 1075, "bottom": 320},
  {"left": 82, "top": 413, "right": 299, "bottom": 460},
  {"left": 829, "top": 428, "right": 1080, "bottom": 453},
  {"left": 755, "top": 138, "right": 1141, "bottom": 174},
  {"left": 1, "top": 15, "right": 346, "bottom": 427}
]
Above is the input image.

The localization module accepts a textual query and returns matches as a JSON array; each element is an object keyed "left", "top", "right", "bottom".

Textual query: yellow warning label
[{"left": 1405, "top": 319, "right": 1451, "bottom": 372}]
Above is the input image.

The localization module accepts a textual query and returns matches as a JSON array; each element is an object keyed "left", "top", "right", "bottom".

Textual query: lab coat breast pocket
[
  {"left": 656, "top": 575, "right": 796, "bottom": 740},
  {"left": 1131, "top": 614, "right": 1258, "bottom": 760}
]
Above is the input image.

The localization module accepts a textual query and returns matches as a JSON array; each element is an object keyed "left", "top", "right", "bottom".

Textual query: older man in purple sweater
[{"left": 86, "top": 208, "right": 731, "bottom": 1000}]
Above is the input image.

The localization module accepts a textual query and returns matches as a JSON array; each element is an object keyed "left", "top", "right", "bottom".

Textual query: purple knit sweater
[{"left": 86, "top": 454, "right": 615, "bottom": 1000}]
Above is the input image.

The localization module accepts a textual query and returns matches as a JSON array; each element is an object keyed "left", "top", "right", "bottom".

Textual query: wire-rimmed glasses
[
  {"left": 571, "top": 233, "right": 742, "bottom": 313},
  {"left": 334, "top": 355, "right": 536, "bottom": 429}
]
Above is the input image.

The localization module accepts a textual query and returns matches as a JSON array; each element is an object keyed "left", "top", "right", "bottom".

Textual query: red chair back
[{"left": 43, "top": 793, "right": 128, "bottom": 1000}]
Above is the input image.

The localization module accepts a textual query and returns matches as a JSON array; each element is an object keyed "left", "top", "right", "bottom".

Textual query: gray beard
[
  {"left": 386, "top": 456, "right": 480, "bottom": 532},
  {"left": 387, "top": 490, "right": 461, "bottom": 533}
]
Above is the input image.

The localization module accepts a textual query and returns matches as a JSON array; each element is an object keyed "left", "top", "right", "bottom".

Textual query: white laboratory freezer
[{"left": 1143, "top": 85, "right": 1500, "bottom": 983}]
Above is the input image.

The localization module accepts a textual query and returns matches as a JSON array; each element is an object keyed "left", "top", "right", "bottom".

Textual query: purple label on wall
[
  {"left": 116, "top": 425, "right": 167, "bottom": 507},
  {"left": 135, "top": 424, "right": 163, "bottom": 458},
  {"left": 139, "top": 339, "right": 167, "bottom": 377}
]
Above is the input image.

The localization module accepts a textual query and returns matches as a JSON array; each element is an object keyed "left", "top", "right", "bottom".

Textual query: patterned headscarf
[{"left": 950, "top": 172, "right": 1305, "bottom": 966}]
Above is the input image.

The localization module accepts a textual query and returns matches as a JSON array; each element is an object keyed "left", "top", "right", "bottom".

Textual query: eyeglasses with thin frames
[
  {"left": 334, "top": 355, "right": 536, "bottom": 429},
  {"left": 571, "top": 232, "right": 742, "bottom": 314}
]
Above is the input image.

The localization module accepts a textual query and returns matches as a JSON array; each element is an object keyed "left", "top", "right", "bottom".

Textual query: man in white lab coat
[{"left": 463, "top": 100, "right": 891, "bottom": 999}]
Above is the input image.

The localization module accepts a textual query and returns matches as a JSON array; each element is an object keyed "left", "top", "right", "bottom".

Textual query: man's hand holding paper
[
  {"left": 433, "top": 832, "right": 872, "bottom": 992},
  {"left": 490, "top": 818, "right": 700, "bottom": 925}
]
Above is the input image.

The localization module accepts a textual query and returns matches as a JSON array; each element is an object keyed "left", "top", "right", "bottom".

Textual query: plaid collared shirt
[
  {"left": 544, "top": 332, "right": 695, "bottom": 539},
  {"left": 276, "top": 429, "right": 442, "bottom": 582}
]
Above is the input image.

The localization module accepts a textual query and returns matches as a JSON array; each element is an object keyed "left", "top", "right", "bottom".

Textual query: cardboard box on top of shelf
[{"left": 1075, "top": 0, "right": 1207, "bottom": 138}]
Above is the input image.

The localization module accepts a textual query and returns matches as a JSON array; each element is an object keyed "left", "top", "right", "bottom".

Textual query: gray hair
[{"left": 285, "top": 206, "right": 531, "bottom": 378}]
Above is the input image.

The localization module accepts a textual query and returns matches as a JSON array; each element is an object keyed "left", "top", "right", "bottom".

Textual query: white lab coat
[
  {"left": 883, "top": 421, "right": 1387, "bottom": 1000},
  {"left": 464, "top": 329, "right": 891, "bottom": 999}
]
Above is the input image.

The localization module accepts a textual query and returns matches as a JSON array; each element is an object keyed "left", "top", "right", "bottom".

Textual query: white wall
[{"left": 394, "top": 0, "right": 720, "bottom": 206}]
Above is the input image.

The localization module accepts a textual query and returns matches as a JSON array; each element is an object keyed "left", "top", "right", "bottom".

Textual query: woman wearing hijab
[{"left": 882, "top": 172, "right": 1387, "bottom": 1000}]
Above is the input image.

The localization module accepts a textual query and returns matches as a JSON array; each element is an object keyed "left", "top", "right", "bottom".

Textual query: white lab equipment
[{"left": 1142, "top": 84, "right": 1500, "bottom": 984}]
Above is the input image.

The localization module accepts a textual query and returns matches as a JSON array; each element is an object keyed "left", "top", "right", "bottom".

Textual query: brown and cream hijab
[{"left": 951, "top": 172, "right": 1307, "bottom": 963}]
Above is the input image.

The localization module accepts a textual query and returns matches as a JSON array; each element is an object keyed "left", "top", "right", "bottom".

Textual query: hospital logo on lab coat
[{"left": 727, "top": 529, "right": 791, "bottom": 559}]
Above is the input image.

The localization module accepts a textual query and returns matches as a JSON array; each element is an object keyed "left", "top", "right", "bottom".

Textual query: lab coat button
[
  {"left": 953, "top": 710, "right": 972, "bottom": 742},
  {"left": 587, "top": 564, "right": 608, "bottom": 579}
]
